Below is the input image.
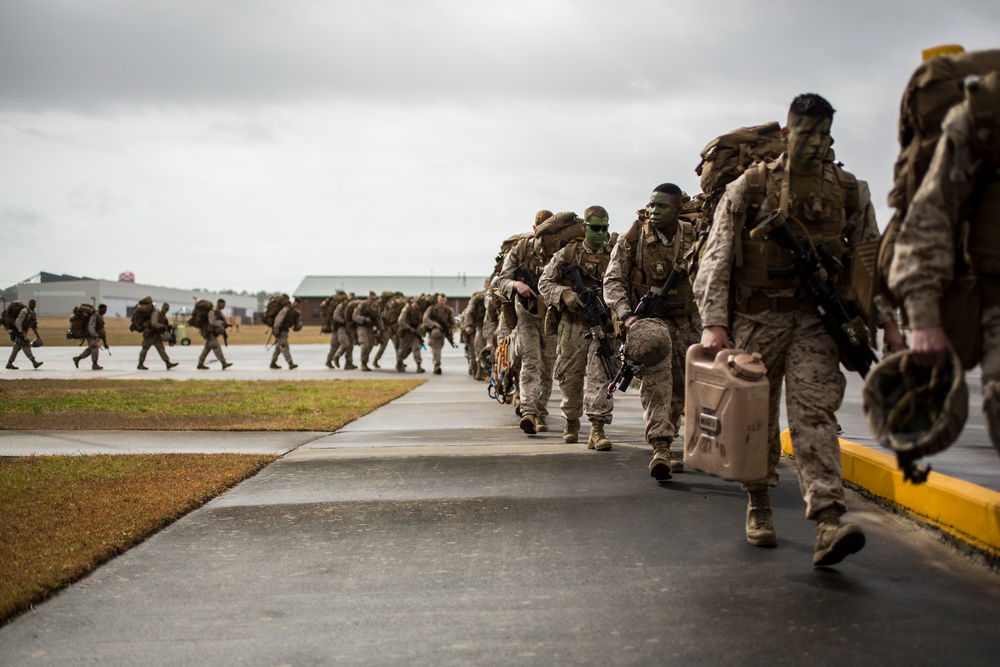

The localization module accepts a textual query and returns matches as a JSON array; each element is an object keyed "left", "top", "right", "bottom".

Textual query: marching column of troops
[{"left": 4, "top": 48, "right": 998, "bottom": 570}]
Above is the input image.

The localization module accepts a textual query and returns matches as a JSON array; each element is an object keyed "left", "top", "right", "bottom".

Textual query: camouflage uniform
[
  {"left": 604, "top": 216, "right": 701, "bottom": 445},
  {"left": 74, "top": 308, "right": 106, "bottom": 369},
  {"left": 497, "top": 236, "right": 558, "bottom": 427},
  {"left": 198, "top": 307, "right": 230, "bottom": 369},
  {"left": 6, "top": 305, "right": 41, "bottom": 369},
  {"left": 354, "top": 298, "right": 382, "bottom": 371},
  {"left": 422, "top": 302, "right": 456, "bottom": 374},
  {"left": 138, "top": 308, "right": 175, "bottom": 370},
  {"left": 539, "top": 240, "right": 615, "bottom": 430},
  {"left": 461, "top": 291, "right": 488, "bottom": 380},
  {"left": 270, "top": 305, "right": 298, "bottom": 369},
  {"left": 332, "top": 300, "right": 357, "bottom": 370},
  {"left": 396, "top": 302, "right": 425, "bottom": 372},
  {"left": 889, "top": 98, "right": 1000, "bottom": 456},
  {"left": 693, "top": 154, "right": 881, "bottom": 519},
  {"left": 373, "top": 293, "right": 404, "bottom": 369}
]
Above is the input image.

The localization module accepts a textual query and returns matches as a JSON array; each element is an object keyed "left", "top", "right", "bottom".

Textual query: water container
[{"left": 683, "top": 344, "right": 770, "bottom": 482}]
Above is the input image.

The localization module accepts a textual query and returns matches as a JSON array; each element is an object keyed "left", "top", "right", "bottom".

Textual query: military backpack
[
  {"left": 262, "top": 293, "right": 291, "bottom": 327},
  {"left": 2, "top": 300, "right": 26, "bottom": 332},
  {"left": 188, "top": 299, "right": 213, "bottom": 331},
  {"left": 130, "top": 297, "right": 154, "bottom": 332},
  {"left": 67, "top": 303, "right": 95, "bottom": 340}
]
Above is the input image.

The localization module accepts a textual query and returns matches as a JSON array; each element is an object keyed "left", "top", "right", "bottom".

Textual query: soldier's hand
[
  {"left": 623, "top": 315, "right": 639, "bottom": 330},
  {"left": 515, "top": 281, "right": 536, "bottom": 298},
  {"left": 910, "top": 327, "right": 951, "bottom": 368},
  {"left": 464, "top": 325, "right": 474, "bottom": 336},
  {"left": 881, "top": 321, "right": 908, "bottom": 355},
  {"left": 562, "top": 292, "right": 584, "bottom": 312},
  {"left": 701, "top": 326, "right": 731, "bottom": 357}
]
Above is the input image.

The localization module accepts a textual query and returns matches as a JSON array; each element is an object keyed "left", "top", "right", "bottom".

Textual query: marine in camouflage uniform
[
  {"left": 605, "top": 185, "right": 701, "bottom": 478},
  {"left": 372, "top": 291, "right": 403, "bottom": 369},
  {"left": 539, "top": 206, "right": 617, "bottom": 449},
  {"left": 496, "top": 211, "right": 561, "bottom": 434},
  {"left": 889, "top": 73, "right": 1000, "bottom": 458},
  {"left": 396, "top": 296, "right": 426, "bottom": 373},
  {"left": 6, "top": 300, "right": 43, "bottom": 370},
  {"left": 197, "top": 299, "right": 232, "bottom": 370},
  {"left": 461, "top": 289, "right": 488, "bottom": 380},
  {"left": 138, "top": 303, "right": 178, "bottom": 370},
  {"left": 270, "top": 299, "right": 301, "bottom": 369},
  {"left": 695, "top": 93, "right": 903, "bottom": 566},
  {"left": 324, "top": 292, "right": 348, "bottom": 369},
  {"left": 73, "top": 303, "right": 107, "bottom": 370},
  {"left": 422, "top": 293, "right": 456, "bottom": 375},
  {"left": 332, "top": 298, "right": 358, "bottom": 370},
  {"left": 354, "top": 292, "right": 382, "bottom": 372}
]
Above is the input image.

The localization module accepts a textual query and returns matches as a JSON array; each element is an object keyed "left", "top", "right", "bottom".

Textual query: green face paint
[
  {"left": 646, "top": 192, "right": 678, "bottom": 231},
  {"left": 785, "top": 114, "right": 832, "bottom": 173},
  {"left": 584, "top": 216, "right": 610, "bottom": 250}
]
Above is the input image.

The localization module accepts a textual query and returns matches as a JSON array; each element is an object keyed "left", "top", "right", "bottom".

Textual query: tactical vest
[
  {"left": 964, "top": 72, "right": 1000, "bottom": 276},
  {"left": 623, "top": 218, "right": 697, "bottom": 316},
  {"left": 563, "top": 240, "right": 611, "bottom": 288},
  {"left": 511, "top": 236, "right": 551, "bottom": 315},
  {"left": 733, "top": 158, "right": 859, "bottom": 312},
  {"left": 401, "top": 305, "right": 422, "bottom": 331}
]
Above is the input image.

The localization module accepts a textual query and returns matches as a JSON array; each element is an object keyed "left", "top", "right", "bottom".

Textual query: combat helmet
[
  {"left": 623, "top": 319, "right": 672, "bottom": 367},
  {"left": 862, "top": 349, "right": 968, "bottom": 483}
]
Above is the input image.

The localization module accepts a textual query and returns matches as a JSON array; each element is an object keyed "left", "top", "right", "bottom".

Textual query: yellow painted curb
[{"left": 780, "top": 430, "right": 1000, "bottom": 557}]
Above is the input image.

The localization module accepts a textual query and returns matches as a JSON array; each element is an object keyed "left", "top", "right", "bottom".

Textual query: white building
[{"left": 2, "top": 272, "right": 259, "bottom": 321}]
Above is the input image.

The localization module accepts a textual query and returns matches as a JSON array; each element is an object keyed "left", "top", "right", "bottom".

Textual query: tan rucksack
[
  {"left": 875, "top": 48, "right": 1000, "bottom": 368},
  {"left": 320, "top": 293, "right": 347, "bottom": 334},
  {"left": 67, "top": 303, "right": 95, "bottom": 340},
  {"left": 694, "top": 122, "right": 786, "bottom": 233},
  {"left": 2, "top": 300, "right": 25, "bottom": 332},
  {"left": 534, "top": 211, "right": 585, "bottom": 257},
  {"left": 130, "top": 297, "right": 154, "bottom": 333},
  {"left": 262, "top": 293, "right": 291, "bottom": 327},
  {"left": 188, "top": 299, "right": 213, "bottom": 331}
]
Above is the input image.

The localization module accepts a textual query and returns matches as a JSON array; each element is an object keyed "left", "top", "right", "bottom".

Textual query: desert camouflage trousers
[
  {"left": 77, "top": 336, "right": 102, "bottom": 365},
  {"left": 397, "top": 329, "right": 423, "bottom": 366},
  {"left": 333, "top": 326, "right": 355, "bottom": 366},
  {"left": 732, "top": 310, "right": 846, "bottom": 519},
  {"left": 978, "top": 303, "right": 1000, "bottom": 458},
  {"left": 373, "top": 331, "right": 394, "bottom": 364},
  {"left": 7, "top": 337, "right": 37, "bottom": 365},
  {"left": 513, "top": 302, "right": 556, "bottom": 419},
  {"left": 554, "top": 319, "right": 613, "bottom": 423},
  {"left": 139, "top": 333, "right": 170, "bottom": 365},
  {"left": 199, "top": 333, "right": 226, "bottom": 365},
  {"left": 357, "top": 326, "right": 376, "bottom": 365},
  {"left": 467, "top": 325, "right": 487, "bottom": 377},
  {"left": 635, "top": 314, "right": 700, "bottom": 443},
  {"left": 427, "top": 329, "right": 445, "bottom": 369},
  {"left": 270, "top": 331, "right": 293, "bottom": 365},
  {"left": 326, "top": 331, "right": 339, "bottom": 365}
]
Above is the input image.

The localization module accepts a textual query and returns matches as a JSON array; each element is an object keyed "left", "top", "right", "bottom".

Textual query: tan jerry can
[{"left": 683, "top": 344, "right": 770, "bottom": 482}]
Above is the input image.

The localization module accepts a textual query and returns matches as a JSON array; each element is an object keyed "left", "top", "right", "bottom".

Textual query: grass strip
[
  {"left": 0, "top": 453, "right": 276, "bottom": 623},
  {"left": 0, "top": 379, "right": 424, "bottom": 431}
]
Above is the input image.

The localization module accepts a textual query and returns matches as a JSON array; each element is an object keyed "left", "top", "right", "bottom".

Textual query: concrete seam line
[{"left": 780, "top": 430, "right": 1000, "bottom": 557}]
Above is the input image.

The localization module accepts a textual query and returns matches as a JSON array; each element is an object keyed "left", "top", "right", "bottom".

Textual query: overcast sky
[{"left": 1, "top": 0, "right": 998, "bottom": 295}]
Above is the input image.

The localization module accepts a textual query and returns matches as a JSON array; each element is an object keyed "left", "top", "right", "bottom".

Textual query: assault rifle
[
  {"left": 513, "top": 266, "right": 540, "bottom": 301},
  {"left": 563, "top": 264, "right": 619, "bottom": 380},
  {"left": 606, "top": 263, "right": 688, "bottom": 398},
  {"left": 749, "top": 210, "right": 878, "bottom": 378}
]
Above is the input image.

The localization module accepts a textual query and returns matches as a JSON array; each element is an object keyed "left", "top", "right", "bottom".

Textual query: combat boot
[
  {"left": 288, "top": 363, "right": 298, "bottom": 370},
  {"left": 415, "top": 363, "right": 425, "bottom": 373},
  {"left": 563, "top": 418, "right": 580, "bottom": 444},
  {"left": 746, "top": 485, "right": 777, "bottom": 547},
  {"left": 32, "top": 360, "right": 43, "bottom": 369},
  {"left": 6, "top": 364, "right": 18, "bottom": 370},
  {"left": 433, "top": 365, "right": 442, "bottom": 375},
  {"left": 372, "top": 359, "right": 381, "bottom": 369},
  {"left": 361, "top": 362, "right": 371, "bottom": 372},
  {"left": 519, "top": 413, "right": 538, "bottom": 435},
  {"left": 344, "top": 361, "right": 358, "bottom": 370},
  {"left": 270, "top": 363, "right": 281, "bottom": 369},
  {"left": 587, "top": 420, "right": 612, "bottom": 451},
  {"left": 197, "top": 363, "right": 210, "bottom": 370},
  {"left": 649, "top": 439, "right": 673, "bottom": 480},
  {"left": 535, "top": 416, "right": 548, "bottom": 432},
  {"left": 668, "top": 449, "right": 684, "bottom": 473},
  {"left": 396, "top": 360, "right": 406, "bottom": 373},
  {"left": 166, "top": 361, "right": 178, "bottom": 370},
  {"left": 813, "top": 508, "right": 865, "bottom": 567},
  {"left": 222, "top": 362, "right": 233, "bottom": 369},
  {"left": 137, "top": 364, "right": 149, "bottom": 370},
  {"left": 325, "top": 360, "right": 334, "bottom": 369},
  {"left": 73, "top": 356, "right": 81, "bottom": 368},
  {"left": 92, "top": 364, "right": 103, "bottom": 370}
]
